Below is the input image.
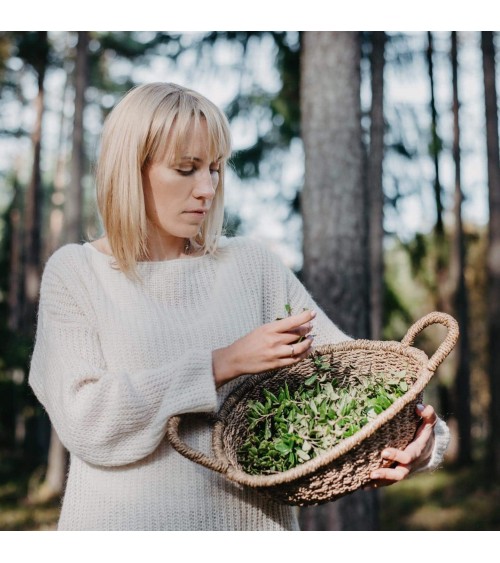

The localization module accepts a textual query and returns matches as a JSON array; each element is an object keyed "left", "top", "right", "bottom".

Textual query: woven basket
[{"left": 166, "top": 311, "right": 458, "bottom": 506}]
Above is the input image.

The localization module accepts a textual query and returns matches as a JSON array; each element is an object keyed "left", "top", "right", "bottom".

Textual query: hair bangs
[{"left": 149, "top": 93, "right": 232, "bottom": 168}]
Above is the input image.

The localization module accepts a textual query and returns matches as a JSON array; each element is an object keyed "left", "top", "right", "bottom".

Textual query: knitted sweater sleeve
[
  {"left": 260, "top": 243, "right": 450, "bottom": 474},
  {"left": 28, "top": 253, "right": 218, "bottom": 467}
]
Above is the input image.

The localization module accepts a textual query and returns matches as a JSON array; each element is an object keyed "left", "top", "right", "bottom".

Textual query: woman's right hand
[{"left": 212, "top": 309, "right": 316, "bottom": 387}]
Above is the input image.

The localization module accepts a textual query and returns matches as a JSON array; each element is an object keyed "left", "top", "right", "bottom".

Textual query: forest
[{"left": 0, "top": 30, "right": 499, "bottom": 533}]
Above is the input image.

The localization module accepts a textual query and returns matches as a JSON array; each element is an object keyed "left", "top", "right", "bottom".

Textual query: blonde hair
[{"left": 95, "top": 82, "right": 232, "bottom": 278}]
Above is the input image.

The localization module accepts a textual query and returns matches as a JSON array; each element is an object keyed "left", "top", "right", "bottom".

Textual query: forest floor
[
  {"left": 380, "top": 461, "right": 500, "bottom": 530},
  {"left": 1, "top": 453, "right": 499, "bottom": 531}
]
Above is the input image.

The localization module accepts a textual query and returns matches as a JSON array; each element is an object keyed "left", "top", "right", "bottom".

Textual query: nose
[{"left": 193, "top": 168, "right": 217, "bottom": 201}]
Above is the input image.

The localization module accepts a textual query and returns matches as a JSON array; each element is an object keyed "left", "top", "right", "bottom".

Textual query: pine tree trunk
[
  {"left": 65, "top": 30, "right": 89, "bottom": 244},
  {"left": 368, "top": 31, "right": 386, "bottom": 341},
  {"left": 426, "top": 32, "right": 444, "bottom": 238},
  {"left": 299, "top": 31, "right": 378, "bottom": 531},
  {"left": 22, "top": 30, "right": 48, "bottom": 336},
  {"left": 426, "top": 32, "right": 449, "bottom": 313},
  {"left": 46, "top": 34, "right": 73, "bottom": 260},
  {"left": 42, "top": 31, "right": 90, "bottom": 502},
  {"left": 8, "top": 179, "right": 23, "bottom": 332},
  {"left": 482, "top": 31, "right": 500, "bottom": 480},
  {"left": 450, "top": 31, "right": 472, "bottom": 466}
]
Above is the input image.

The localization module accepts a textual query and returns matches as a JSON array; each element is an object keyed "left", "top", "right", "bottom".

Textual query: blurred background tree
[{"left": 0, "top": 30, "right": 498, "bottom": 531}]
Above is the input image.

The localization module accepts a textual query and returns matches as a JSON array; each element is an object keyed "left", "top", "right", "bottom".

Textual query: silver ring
[{"left": 290, "top": 345, "right": 295, "bottom": 357}]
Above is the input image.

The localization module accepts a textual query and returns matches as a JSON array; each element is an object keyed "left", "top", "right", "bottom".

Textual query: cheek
[{"left": 212, "top": 173, "right": 220, "bottom": 190}]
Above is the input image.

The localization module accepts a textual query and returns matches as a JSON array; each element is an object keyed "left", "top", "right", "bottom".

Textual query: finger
[
  {"left": 280, "top": 335, "right": 314, "bottom": 359},
  {"left": 380, "top": 446, "right": 414, "bottom": 466},
  {"left": 370, "top": 464, "right": 410, "bottom": 483},
  {"left": 273, "top": 309, "right": 316, "bottom": 332},
  {"left": 287, "top": 322, "right": 314, "bottom": 338},
  {"left": 283, "top": 324, "right": 314, "bottom": 343},
  {"left": 416, "top": 403, "right": 437, "bottom": 427}
]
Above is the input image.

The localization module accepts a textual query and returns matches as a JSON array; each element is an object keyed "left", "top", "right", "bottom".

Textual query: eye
[
  {"left": 176, "top": 168, "right": 195, "bottom": 176},
  {"left": 210, "top": 162, "right": 221, "bottom": 174}
]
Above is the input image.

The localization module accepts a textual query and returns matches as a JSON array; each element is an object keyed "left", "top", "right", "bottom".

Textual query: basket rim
[{"left": 213, "top": 339, "right": 432, "bottom": 488}]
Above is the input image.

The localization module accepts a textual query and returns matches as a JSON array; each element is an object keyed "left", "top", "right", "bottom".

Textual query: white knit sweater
[{"left": 29, "top": 236, "right": 449, "bottom": 531}]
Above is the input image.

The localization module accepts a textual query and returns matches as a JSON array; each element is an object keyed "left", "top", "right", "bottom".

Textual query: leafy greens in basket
[{"left": 238, "top": 356, "right": 409, "bottom": 475}]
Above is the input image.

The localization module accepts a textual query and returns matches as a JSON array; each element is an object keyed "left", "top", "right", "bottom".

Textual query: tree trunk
[
  {"left": 299, "top": 31, "right": 378, "bottom": 531},
  {"left": 426, "top": 31, "right": 444, "bottom": 239},
  {"left": 8, "top": 177, "right": 23, "bottom": 332},
  {"left": 64, "top": 30, "right": 89, "bottom": 244},
  {"left": 42, "top": 31, "right": 90, "bottom": 502},
  {"left": 450, "top": 31, "right": 472, "bottom": 466},
  {"left": 45, "top": 33, "right": 73, "bottom": 260},
  {"left": 426, "top": 32, "right": 449, "bottom": 313},
  {"left": 22, "top": 30, "right": 48, "bottom": 336},
  {"left": 368, "top": 31, "right": 386, "bottom": 341},
  {"left": 482, "top": 31, "right": 500, "bottom": 480}
]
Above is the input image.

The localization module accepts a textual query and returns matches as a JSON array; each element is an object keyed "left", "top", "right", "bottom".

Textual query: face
[{"left": 142, "top": 120, "right": 221, "bottom": 247}]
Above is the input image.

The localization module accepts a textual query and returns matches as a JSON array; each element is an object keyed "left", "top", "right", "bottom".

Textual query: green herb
[{"left": 237, "top": 359, "right": 409, "bottom": 475}]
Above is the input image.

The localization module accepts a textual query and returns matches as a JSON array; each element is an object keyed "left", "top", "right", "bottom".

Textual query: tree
[
  {"left": 21, "top": 31, "right": 49, "bottom": 336},
  {"left": 482, "top": 31, "right": 500, "bottom": 480},
  {"left": 64, "top": 31, "right": 89, "bottom": 245},
  {"left": 38, "top": 31, "right": 91, "bottom": 502},
  {"left": 298, "top": 31, "right": 378, "bottom": 531},
  {"left": 426, "top": 32, "right": 448, "bottom": 313},
  {"left": 450, "top": 31, "right": 472, "bottom": 465},
  {"left": 367, "top": 31, "right": 387, "bottom": 341}
]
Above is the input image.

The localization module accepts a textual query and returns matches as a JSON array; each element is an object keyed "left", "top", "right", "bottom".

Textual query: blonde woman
[{"left": 29, "top": 83, "right": 449, "bottom": 531}]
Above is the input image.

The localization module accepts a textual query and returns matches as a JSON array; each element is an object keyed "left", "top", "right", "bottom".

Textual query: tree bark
[
  {"left": 426, "top": 32, "right": 449, "bottom": 314},
  {"left": 42, "top": 31, "right": 90, "bottom": 503},
  {"left": 8, "top": 178, "right": 23, "bottom": 332},
  {"left": 45, "top": 33, "right": 73, "bottom": 260},
  {"left": 426, "top": 32, "right": 444, "bottom": 238},
  {"left": 64, "top": 30, "right": 89, "bottom": 244},
  {"left": 482, "top": 31, "right": 500, "bottom": 480},
  {"left": 22, "top": 31, "right": 48, "bottom": 336},
  {"left": 450, "top": 31, "right": 472, "bottom": 466},
  {"left": 299, "top": 31, "right": 378, "bottom": 531},
  {"left": 368, "top": 31, "right": 386, "bottom": 341}
]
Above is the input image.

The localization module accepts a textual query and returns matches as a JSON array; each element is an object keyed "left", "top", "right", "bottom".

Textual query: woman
[{"left": 29, "top": 82, "right": 449, "bottom": 531}]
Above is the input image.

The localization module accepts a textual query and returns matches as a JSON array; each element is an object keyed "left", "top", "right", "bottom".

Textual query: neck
[{"left": 145, "top": 226, "right": 190, "bottom": 261}]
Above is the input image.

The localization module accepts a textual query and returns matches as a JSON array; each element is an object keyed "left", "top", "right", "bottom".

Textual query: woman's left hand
[{"left": 366, "top": 403, "right": 437, "bottom": 488}]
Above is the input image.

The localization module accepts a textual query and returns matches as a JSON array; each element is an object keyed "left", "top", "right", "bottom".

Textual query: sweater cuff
[
  {"left": 167, "top": 349, "right": 218, "bottom": 416},
  {"left": 413, "top": 417, "right": 450, "bottom": 475}
]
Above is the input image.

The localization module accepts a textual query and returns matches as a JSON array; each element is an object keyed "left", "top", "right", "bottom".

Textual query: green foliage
[{"left": 238, "top": 355, "right": 408, "bottom": 475}]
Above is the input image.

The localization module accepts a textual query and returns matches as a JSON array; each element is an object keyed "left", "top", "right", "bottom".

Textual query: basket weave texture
[{"left": 166, "top": 312, "right": 458, "bottom": 506}]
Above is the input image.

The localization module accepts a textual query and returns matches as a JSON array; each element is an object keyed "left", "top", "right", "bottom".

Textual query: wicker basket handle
[
  {"left": 165, "top": 413, "right": 229, "bottom": 475},
  {"left": 401, "top": 311, "right": 459, "bottom": 372}
]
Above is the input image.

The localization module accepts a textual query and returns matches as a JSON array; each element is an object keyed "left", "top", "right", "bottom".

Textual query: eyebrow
[
  {"left": 180, "top": 156, "right": 203, "bottom": 162},
  {"left": 179, "top": 156, "right": 223, "bottom": 163}
]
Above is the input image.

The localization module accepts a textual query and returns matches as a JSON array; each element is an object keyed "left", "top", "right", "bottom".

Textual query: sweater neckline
[{"left": 83, "top": 241, "right": 212, "bottom": 267}]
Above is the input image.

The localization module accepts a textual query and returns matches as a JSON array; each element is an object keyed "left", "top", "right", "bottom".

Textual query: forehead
[
  {"left": 177, "top": 121, "right": 211, "bottom": 159},
  {"left": 162, "top": 116, "right": 222, "bottom": 164}
]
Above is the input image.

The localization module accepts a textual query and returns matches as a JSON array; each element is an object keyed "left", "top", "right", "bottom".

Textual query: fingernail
[
  {"left": 382, "top": 450, "right": 390, "bottom": 458},
  {"left": 416, "top": 403, "right": 425, "bottom": 413},
  {"left": 371, "top": 472, "right": 381, "bottom": 479},
  {"left": 311, "top": 310, "right": 317, "bottom": 318}
]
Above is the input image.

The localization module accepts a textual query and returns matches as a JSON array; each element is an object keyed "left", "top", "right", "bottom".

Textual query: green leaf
[{"left": 304, "top": 374, "right": 318, "bottom": 386}]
